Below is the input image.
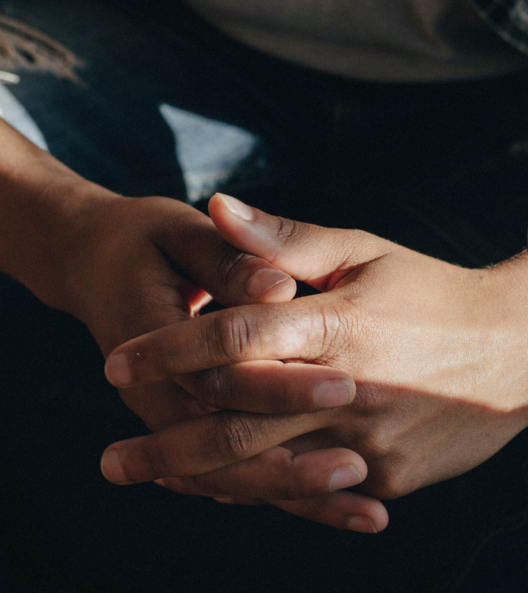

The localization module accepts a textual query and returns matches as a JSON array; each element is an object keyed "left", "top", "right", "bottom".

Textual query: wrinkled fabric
[{"left": 184, "top": 0, "right": 528, "bottom": 80}]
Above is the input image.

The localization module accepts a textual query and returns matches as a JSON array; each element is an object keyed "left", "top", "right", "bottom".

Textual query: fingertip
[
  {"left": 374, "top": 501, "right": 390, "bottom": 531},
  {"left": 105, "top": 352, "right": 133, "bottom": 387},
  {"left": 212, "top": 193, "right": 254, "bottom": 221},
  {"left": 362, "top": 504, "right": 390, "bottom": 533},
  {"left": 315, "top": 378, "right": 354, "bottom": 409},
  {"left": 246, "top": 268, "right": 297, "bottom": 302},
  {"left": 272, "top": 491, "right": 388, "bottom": 532},
  {"left": 328, "top": 465, "right": 364, "bottom": 492},
  {"left": 208, "top": 193, "right": 262, "bottom": 254},
  {"left": 347, "top": 500, "right": 389, "bottom": 533},
  {"left": 341, "top": 498, "right": 389, "bottom": 533},
  {"left": 347, "top": 515, "right": 380, "bottom": 534},
  {"left": 101, "top": 447, "right": 130, "bottom": 485},
  {"left": 209, "top": 193, "right": 296, "bottom": 305}
]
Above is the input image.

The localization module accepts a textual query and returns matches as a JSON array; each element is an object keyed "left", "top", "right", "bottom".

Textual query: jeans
[{"left": 1, "top": 1, "right": 528, "bottom": 592}]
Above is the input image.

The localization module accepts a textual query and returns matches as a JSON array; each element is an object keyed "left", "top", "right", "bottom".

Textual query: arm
[
  {"left": 0, "top": 118, "right": 102, "bottom": 311},
  {"left": 0, "top": 120, "right": 296, "bottom": 317}
]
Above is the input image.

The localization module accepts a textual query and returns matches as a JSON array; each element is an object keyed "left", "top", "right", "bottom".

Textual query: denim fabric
[
  {"left": 0, "top": 84, "right": 48, "bottom": 150},
  {"left": 1, "top": 2, "right": 528, "bottom": 593}
]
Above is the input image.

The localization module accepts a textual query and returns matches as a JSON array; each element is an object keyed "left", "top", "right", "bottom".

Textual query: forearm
[{"left": 0, "top": 119, "right": 114, "bottom": 311}]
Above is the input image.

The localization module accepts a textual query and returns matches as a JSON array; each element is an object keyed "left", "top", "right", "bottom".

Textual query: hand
[
  {"left": 59, "top": 192, "right": 303, "bottom": 430},
  {"left": 0, "top": 123, "right": 370, "bottom": 530},
  {"left": 64, "top": 189, "right": 385, "bottom": 527},
  {"left": 105, "top": 194, "right": 528, "bottom": 524}
]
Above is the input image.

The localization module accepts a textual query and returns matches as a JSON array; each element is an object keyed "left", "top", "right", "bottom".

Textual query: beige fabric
[{"left": 184, "top": 0, "right": 528, "bottom": 81}]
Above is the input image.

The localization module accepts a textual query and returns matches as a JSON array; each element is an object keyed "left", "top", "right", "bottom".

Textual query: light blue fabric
[
  {"left": 159, "top": 103, "right": 264, "bottom": 203},
  {"left": 0, "top": 82, "right": 48, "bottom": 151}
]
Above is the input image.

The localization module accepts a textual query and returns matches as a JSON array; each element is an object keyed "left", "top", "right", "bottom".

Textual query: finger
[
  {"left": 154, "top": 479, "right": 261, "bottom": 506},
  {"left": 121, "top": 380, "right": 215, "bottom": 432},
  {"left": 155, "top": 445, "right": 365, "bottom": 501},
  {"left": 181, "top": 447, "right": 366, "bottom": 500},
  {"left": 94, "top": 252, "right": 219, "bottom": 430},
  {"left": 214, "top": 497, "right": 262, "bottom": 505},
  {"left": 149, "top": 196, "right": 297, "bottom": 306},
  {"left": 100, "top": 408, "right": 330, "bottom": 485},
  {"left": 86, "top": 248, "right": 215, "bottom": 431},
  {"left": 155, "top": 476, "right": 389, "bottom": 532},
  {"left": 176, "top": 361, "right": 354, "bottom": 414},
  {"left": 208, "top": 193, "right": 393, "bottom": 291},
  {"left": 156, "top": 477, "right": 263, "bottom": 505},
  {"left": 105, "top": 296, "right": 333, "bottom": 387},
  {"left": 272, "top": 491, "right": 389, "bottom": 533}
]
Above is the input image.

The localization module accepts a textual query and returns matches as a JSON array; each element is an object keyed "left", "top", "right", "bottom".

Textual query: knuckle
[
  {"left": 359, "top": 426, "right": 391, "bottom": 460},
  {"left": 311, "top": 306, "right": 349, "bottom": 362},
  {"left": 314, "top": 301, "right": 368, "bottom": 368},
  {"left": 216, "top": 245, "right": 255, "bottom": 292},
  {"left": 196, "top": 367, "right": 225, "bottom": 408},
  {"left": 260, "top": 449, "right": 318, "bottom": 500},
  {"left": 271, "top": 454, "right": 301, "bottom": 500},
  {"left": 354, "top": 383, "right": 384, "bottom": 413},
  {"left": 213, "top": 309, "right": 254, "bottom": 363},
  {"left": 348, "top": 228, "right": 372, "bottom": 245},
  {"left": 361, "top": 444, "right": 414, "bottom": 501},
  {"left": 369, "top": 472, "right": 408, "bottom": 500},
  {"left": 210, "top": 414, "right": 256, "bottom": 462},
  {"left": 276, "top": 217, "right": 304, "bottom": 247}
]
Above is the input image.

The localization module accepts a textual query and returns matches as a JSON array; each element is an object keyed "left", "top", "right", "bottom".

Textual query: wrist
[
  {"left": 476, "top": 254, "right": 528, "bottom": 426},
  {"left": 0, "top": 121, "right": 118, "bottom": 313},
  {"left": 1, "top": 175, "right": 117, "bottom": 314}
]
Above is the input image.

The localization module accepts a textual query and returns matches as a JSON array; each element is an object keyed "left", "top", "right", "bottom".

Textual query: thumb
[{"left": 209, "top": 193, "right": 393, "bottom": 291}]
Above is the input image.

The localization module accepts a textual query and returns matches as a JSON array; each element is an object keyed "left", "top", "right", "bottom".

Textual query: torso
[{"left": 184, "top": 0, "right": 528, "bottom": 81}]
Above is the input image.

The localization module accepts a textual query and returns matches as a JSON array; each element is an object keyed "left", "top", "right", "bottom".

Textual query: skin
[
  {"left": 0, "top": 121, "right": 375, "bottom": 530},
  {"left": 104, "top": 193, "right": 528, "bottom": 530},
  {"left": 0, "top": 122, "right": 295, "bottom": 435}
]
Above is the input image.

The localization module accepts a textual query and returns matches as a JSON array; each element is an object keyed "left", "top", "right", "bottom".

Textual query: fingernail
[
  {"left": 216, "top": 193, "right": 254, "bottom": 221},
  {"left": 347, "top": 516, "right": 379, "bottom": 534},
  {"left": 329, "top": 465, "right": 363, "bottom": 491},
  {"left": 214, "top": 497, "right": 236, "bottom": 504},
  {"left": 315, "top": 379, "right": 353, "bottom": 409},
  {"left": 105, "top": 353, "right": 132, "bottom": 386},
  {"left": 100, "top": 449, "right": 128, "bottom": 485},
  {"left": 246, "top": 268, "right": 292, "bottom": 298}
]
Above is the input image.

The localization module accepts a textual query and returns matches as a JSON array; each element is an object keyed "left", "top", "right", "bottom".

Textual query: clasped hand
[{"left": 102, "top": 194, "right": 528, "bottom": 533}]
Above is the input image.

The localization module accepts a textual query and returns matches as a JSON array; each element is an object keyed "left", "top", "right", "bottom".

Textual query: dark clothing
[
  {"left": 1, "top": 2, "right": 528, "bottom": 592},
  {"left": 473, "top": 0, "right": 528, "bottom": 55}
]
